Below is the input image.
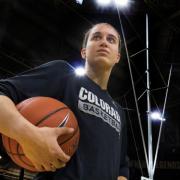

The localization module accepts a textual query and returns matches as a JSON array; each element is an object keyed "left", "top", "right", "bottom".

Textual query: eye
[
  {"left": 92, "top": 34, "right": 101, "bottom": 41},
  {"left": 107, "top": 36, "right": 116, "bottom": 44}
]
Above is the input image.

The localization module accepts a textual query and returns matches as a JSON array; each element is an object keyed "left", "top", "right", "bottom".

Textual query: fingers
[
  {"left": 43, "top": 163, "right": 58, "bottom": 172},
  {"left": 51, "top": 159, "right": 66, "bottom": 169},
  {"left": 54, "top": 127, "right": 74, "bottom": 162},
  {"left": 54, "top": 142, "right": 70, "bottom": 163},
  {"left": 33, "top": 164, "right": 45, "bottom": 172},
  {"left": 47, "top": 162, "right": 66, "bottom": 172},
  {"left": 55, "top": 127, "right": 74, "bottom": 136},
  {"left": 34, "top": 161, "right": 66, "bottom": 172},
  {"left": 27, "top": 127, "right": 73, "bottom": 172},
  {"left": 49, "top": 165, "right": 57, "bottom": 172}
]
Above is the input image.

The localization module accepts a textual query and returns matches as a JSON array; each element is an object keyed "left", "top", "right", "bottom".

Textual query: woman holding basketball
[{"left": 0, "top": 23, "right": 129, "bottom": 180}]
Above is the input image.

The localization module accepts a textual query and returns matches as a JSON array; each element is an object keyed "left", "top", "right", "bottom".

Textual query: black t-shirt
[{"left": 0, "top": 60, "right": 129, "bottom": 180}]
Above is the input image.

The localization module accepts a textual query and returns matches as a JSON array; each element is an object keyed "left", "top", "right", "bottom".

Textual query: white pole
[{"left": 146, "top": 14, "right": 153, "bottom": 179}]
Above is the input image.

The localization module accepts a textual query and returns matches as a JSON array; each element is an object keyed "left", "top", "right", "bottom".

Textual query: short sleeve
[{"left": 0, "top": 60, "right": 74, "bottom": 104}]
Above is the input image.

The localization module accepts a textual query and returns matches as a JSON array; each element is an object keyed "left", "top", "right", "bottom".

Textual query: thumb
[{"left": 55, "top": 127, "right": 74, "bottom": 136}]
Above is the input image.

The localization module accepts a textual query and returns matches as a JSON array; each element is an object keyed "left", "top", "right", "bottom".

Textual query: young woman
[{"left": 0, "top": 23, "right": 129, "bottom": 180}]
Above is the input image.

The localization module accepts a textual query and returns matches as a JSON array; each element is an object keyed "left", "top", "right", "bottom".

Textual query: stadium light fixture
[
  {"left": 76, "top": 0, "right": 84, "bottom": 5},
  {"left": 75, "top": 66, "right": 85, "bottom": 76},
  {"left": 150, "top": 111, "right": 166, "bottom": 122},
  {"left": 96, "top": 0, "right": 112, "bottom": 6},
  {"left": 96, "top": 0, "right": 130, "bottom": 7},
  {"left": 114, "top": 0, "right": 130, "bottom": 7}
]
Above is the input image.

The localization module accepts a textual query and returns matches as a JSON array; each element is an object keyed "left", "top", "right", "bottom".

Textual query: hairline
[{"left": 82, "top": 23, "right": 121, "bottom": 51}]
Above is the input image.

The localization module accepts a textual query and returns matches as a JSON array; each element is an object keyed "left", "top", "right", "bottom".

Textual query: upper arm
[{"left": 0, "top": 60, "right": 73, "bottom": 103}]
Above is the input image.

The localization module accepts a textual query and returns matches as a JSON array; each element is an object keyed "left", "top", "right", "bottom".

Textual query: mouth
[{"left": 97, "top": 49, "right": 109, "bottom": 55}]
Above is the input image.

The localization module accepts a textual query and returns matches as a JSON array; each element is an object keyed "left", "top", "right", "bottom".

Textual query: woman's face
[{"left": 81, "top": 24, "right": 120, "bottom": 70}]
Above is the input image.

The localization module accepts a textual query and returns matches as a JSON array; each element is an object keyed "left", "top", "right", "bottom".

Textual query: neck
[{"left": 85, "top": 63, "right": 112, "bottom": 90}]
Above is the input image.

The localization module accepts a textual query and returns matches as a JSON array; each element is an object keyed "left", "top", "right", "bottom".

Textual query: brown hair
[{"left": 82, "top": 23, "right": 121, "bottom": 52}]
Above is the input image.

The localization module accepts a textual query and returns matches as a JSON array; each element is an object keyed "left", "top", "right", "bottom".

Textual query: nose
[{"left": 100, "top": 37, "right": 108, "bottom": 47}]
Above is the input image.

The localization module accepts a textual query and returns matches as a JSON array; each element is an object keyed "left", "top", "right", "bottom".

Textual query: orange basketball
[{"left": 2, "top": 97, "right": 80, "bottom": 172}]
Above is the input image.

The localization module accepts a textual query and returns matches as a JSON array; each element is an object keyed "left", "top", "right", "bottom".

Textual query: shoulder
[
  {"left": 29, "top": 60, "right": 75, "bottom": 77},
  {"left": 40, "top": 60, "right": 74, "bottom": 71},
  {"left": 12, "top": 60, "right": 75, "bottom": 81}
]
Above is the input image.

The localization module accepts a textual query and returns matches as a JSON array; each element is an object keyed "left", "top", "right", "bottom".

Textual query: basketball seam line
[{"left": 35, "top": 107, "right": 68, "bottom": 126}]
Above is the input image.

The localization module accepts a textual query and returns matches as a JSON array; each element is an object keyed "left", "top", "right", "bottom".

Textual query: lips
[{"left": 97, "top": 49, "right": 109, "bottom": 54}]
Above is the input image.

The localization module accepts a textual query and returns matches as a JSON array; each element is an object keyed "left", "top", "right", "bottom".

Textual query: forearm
[
  {"left": 0, "top": 95, "right": 36, "bottom": 142},
  {"left": 118, "top": 176, "right": 128, "bottom": 180}
]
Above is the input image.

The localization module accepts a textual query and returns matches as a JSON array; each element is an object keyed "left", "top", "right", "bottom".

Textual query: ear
[
  {"left": 81, "top": 48, "right": 86, "bottom": 59},
  {"left": 115, "top": 52, "right": 121, "bottom": 63}
]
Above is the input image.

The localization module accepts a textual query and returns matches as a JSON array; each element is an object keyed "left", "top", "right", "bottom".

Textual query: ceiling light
[
  {"left": 76, "top": 0, "right": 84, "bottom": 5},
  {"left": 114, "top": 0, "right": 130, "bottom": 7},
  {"left": 75, "top": 67, "right": 85, "bottom": 76},
  {"left": 96, "top": 0, "right": 112, "bottom": 6},
  {"left": 150, "top": 111, "right": 166, "bottom": 121}
]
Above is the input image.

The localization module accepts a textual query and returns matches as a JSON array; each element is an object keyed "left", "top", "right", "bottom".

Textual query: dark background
[{"left": 0, "top": 0, "right": 180, "bottom": 179}]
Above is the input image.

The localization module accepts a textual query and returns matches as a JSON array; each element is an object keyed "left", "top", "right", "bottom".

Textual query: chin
[{"left": 95, "top": 59, "right": 113, "bottom": 69}]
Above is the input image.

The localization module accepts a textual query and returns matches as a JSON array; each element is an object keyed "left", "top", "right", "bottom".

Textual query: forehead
[{"left": 89, "top": 24, "right": 119, "bottom": 38}]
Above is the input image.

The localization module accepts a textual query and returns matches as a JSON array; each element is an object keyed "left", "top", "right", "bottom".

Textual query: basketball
[{"left": 1, "top": 97, "right": 80, "bottom": 172}]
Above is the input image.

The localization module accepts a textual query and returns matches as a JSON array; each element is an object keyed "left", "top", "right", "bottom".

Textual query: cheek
[
  {"left": 112, "top": 49, "right": 120, "bottom": 62},
  {"left": 85, "top": 45, "right": 95, "bottom": 56},
  {"left": 112, "top": 48, "right": 119, "bottom": 57},
  {"left": 115, "top": 47, "right": 120, "bottom": 55}
]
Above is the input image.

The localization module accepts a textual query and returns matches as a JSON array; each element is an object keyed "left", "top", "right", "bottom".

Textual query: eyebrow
[{"left": 91, "top": 32, "right": 118, "bottom": 40}]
